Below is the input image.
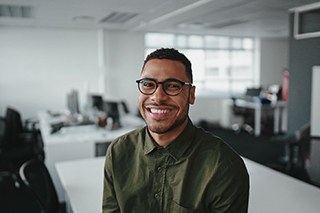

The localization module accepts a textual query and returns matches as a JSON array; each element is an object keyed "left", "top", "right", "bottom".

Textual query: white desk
[
  {"left": 38, "top": 111, "right": 144, "bottom": 202},
  {"left": 56, "top": 158, "right": 105, "bottom": 213},
  {"left": 234, "top": 99, "right": 287, "bottom": 136},
  {"left": 56, "top": 157, "right": 320, "bottom": 213}
]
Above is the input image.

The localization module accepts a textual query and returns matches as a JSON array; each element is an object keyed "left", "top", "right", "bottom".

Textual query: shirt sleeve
[
  {"left": 208, "top": 157, "right": 250, "bottom": 213},
  {"left": 102, "top": 147, "right": 120, "bottom": 213}
]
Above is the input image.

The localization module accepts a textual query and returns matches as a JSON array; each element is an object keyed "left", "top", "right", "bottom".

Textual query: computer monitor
[
  {"left": 89, "top": 95, "right": 104, "bottom": 111},
  {"left": 245, "top": 87, "right": 262, "bottom": 97},
  {"left": 103, "top": 101, "right": 121, "bottom": 128},
  {"left": 66, "top": 90, "right": 80, "bottom": 114}
]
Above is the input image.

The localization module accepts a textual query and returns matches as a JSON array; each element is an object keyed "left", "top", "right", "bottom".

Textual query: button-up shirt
[{"left": 103, "top": 120, "right": 249, "bottom": 213}]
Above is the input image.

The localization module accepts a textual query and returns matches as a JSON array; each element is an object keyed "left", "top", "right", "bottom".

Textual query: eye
[
  {"left": 165, "top": 82, "right": 182, "bottom": 90},
  {"left": 141, "top": 80, "right": 155, "bottom": 88}
]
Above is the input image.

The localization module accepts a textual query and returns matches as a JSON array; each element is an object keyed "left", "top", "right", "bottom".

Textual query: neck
[{"left": 149, "top": 119, "right": 188, "bottom": 147}]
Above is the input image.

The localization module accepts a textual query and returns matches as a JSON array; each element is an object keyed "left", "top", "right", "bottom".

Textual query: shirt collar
[
  {"left": 143, "top": 127, "right": 159, "bottom": 155},
  {"left": 143, "top": 119, "right": 197, "bottom": 161}
]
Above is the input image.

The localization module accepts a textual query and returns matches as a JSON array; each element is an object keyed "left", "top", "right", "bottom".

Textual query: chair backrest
[
  {"left": 0, "top": 170, "right": 42, "bottom": 212},
  {"left": 0, "top": 171, "right": 18, "bottom": 212},
  {"left": 103, "top": 101, "right": 122, "bottom": 128},
  {"left": 120, "top": 101, "right": 130, "bottom": 114},
  {"left": 296, "top": 123, "right": 310, "bottom": 140},
  {"left": 19, "top": 159, "right": 60, "bottom": 213},
  {"left": 0, "top": 117, "right": 6, "bottom": 146},
  {"left": 4, "top": 107, "right": 23, "bottom": 147}
]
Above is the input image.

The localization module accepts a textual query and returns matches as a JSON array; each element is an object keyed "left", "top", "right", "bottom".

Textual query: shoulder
[
  {"left": 192, "top": 126, "right": 245, "bottom": 170},
  {"left": 194, "top": 127, "right": 235, "bottom": 155}
]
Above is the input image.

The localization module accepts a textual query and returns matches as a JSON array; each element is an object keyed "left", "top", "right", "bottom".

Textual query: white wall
[
  {"left": 0, "top": 27, "right": 100, "bottom": 119},
  {"left": 260, "top": 38, "right": 289, "bottom": 88},
  {"left": 103, "top": 31, "right": 145, "bottom": 115},
  {"left": 189, "top": 97, "right": 224, "bottom": 124},
  {"left": 0, "top": 27, "right": 145, "bottom": 119},
  {"left": 311, "top": 66, "right": 320, "bottom": 137}
]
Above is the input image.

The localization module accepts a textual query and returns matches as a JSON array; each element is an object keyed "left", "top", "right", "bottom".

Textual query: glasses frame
[{"left": 136, "top": 78, "right": 193, "bottom": 96}]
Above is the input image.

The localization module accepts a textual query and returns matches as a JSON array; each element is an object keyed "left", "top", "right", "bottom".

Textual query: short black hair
[{"left": 142, "top": 48, "right": 193, "bottom": 83}]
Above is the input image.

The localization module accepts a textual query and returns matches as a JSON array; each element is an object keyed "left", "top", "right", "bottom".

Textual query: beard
[{"left": 147, "top": 114, "right": 188, "bottom": 134}]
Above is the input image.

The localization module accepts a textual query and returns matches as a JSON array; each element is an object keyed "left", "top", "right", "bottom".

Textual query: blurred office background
[
  {"left": 1, "top": 0, "right": 320, "bottom": 212},
  {"left": 0, "top": 0, "right": 319, "bottom": 134}
]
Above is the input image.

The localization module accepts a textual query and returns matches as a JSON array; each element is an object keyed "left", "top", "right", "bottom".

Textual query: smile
[{"left": 150, "top": 108, "right": 170, "bottom": 114}]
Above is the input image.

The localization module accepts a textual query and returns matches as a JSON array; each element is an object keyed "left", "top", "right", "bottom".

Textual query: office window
[{"left": 145, "top": 33, "right": 257, "bottom": 97}]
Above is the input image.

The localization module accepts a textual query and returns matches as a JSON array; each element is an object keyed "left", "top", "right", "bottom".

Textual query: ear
[{"left": 189, "top": 86, "right": 196, "bottom": 105}]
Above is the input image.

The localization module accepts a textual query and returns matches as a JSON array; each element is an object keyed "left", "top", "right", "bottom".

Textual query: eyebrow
[{"left": 140, "top": 77, "right": 188, "bottom": 83}]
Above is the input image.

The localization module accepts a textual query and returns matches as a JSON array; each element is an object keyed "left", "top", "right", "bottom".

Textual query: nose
[{"left": 150, "top": 84, "right": 168, "bottom": 102}]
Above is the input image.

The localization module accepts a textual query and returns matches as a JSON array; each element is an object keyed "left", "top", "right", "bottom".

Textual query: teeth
[{"left": 150, "top": 109, "right": 170, "bottom": 114}]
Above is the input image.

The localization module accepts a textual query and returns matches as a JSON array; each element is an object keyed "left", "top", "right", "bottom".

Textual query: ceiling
[{"left": 0, "top": 0, "right": 319, "bottom": 38}]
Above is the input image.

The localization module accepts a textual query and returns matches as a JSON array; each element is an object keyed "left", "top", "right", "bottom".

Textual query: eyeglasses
[{"left": 136, "top": 78, "right": 193, "bottom": 96}]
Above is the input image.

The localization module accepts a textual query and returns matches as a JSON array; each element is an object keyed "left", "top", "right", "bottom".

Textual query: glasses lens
[
  {"left": 163, "top": 80, "right": 183, "bottom": 95},
  {"left": 139, "top": 79, "right": 156, "bottom": 94},
  {"left": 137, "top": 79, "right": 188, "bottom": 96}
]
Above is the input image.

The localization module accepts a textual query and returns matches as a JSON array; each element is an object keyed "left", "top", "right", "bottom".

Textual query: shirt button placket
[
  {"left": 154, "top": 166, "right": 162, "bottom": 200},
  {"left": 154, "top": 192, "right": 160, "bottom": 199}
]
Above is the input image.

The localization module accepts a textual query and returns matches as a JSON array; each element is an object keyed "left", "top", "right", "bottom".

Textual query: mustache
[{"left": 144, "top": 101, "right": 176, "bottom": 108}]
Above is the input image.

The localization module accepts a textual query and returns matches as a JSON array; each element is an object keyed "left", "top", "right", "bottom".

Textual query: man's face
[{"left": 138, "top": 59, "right": 195, "bottom": 134}]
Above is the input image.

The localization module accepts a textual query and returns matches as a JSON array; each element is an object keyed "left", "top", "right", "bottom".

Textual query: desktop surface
[
  {"left": 56, "top": 157, "right": 320, "bottom": 213},
  {"left": 56, "top": 158, "right": 104, "bottom": 213},
  {"left": 38, "top": 110, "right": 145, "bottom": 202}
]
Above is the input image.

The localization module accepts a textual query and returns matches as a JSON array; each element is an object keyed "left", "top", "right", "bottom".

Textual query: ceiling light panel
[
  {"left": 100, "top": 11, "right": 139, "bottom": 23},
  {"left": 0, "top": 4, "right": 32, "bottom": 18}
]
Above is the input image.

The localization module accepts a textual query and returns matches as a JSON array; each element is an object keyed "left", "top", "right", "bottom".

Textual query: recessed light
[{"left": 73, "top": 16, "right": 95, "bottom": 22}]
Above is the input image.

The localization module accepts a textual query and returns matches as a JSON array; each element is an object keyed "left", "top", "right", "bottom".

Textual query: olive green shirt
[{"left": 103, "top": 120, "right": 249, "bottom": 213}]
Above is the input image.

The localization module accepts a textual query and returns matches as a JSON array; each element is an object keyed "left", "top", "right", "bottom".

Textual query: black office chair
[
  {"left": 231, "top": 98, "right": 255, "bottom": 134},
  {"left": 90, "top": 95, "right": 104, "bottom": 111},
  {"left": 286, "top": 123, "right": 311, "bottom": 182},
  {"left": 231, "top": 87, "right": 263, "bottom": 134},
  {"left": 0, "top": 116, "right": 5, "bottom": 146},
  {"left": 270, "top": 122, "right": 312, "bottom": 179},
  {"left": 0, "top": 170, "right": 19, "bottom": 212},
  {"left": 0, "top": 107, "right": 45, "bottom": 171},
  {"left": 0, "top": 170, "right": 42, "bottom": 213},
  {"left": 120, "top": 100, "right": 130, "bottom": 114},
  {"left": 103, "top": 101, "right": 122, "bottom": 129},
  {"left": 19, "top": 159, "right": 62, "bottom": 213}
]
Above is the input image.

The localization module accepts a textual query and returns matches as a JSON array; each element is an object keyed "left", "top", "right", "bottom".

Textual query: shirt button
[{"left": 154, "top": 193, "right": 160, "bottom": 199}]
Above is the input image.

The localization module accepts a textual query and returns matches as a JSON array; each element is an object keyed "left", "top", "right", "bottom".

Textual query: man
[{"left": 103, "top": 48, "right": 249, "bottom": 212}]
